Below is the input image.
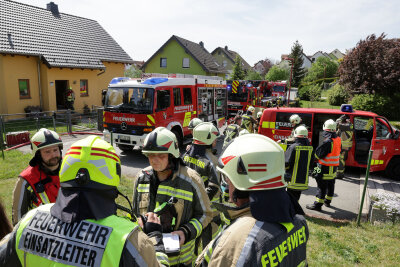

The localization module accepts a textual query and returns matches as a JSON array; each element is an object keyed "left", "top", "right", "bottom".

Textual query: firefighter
[
  {"left": 133, "top": 127, "right": 212, "bottom": 266},
  {"left": 12, "top": 128, "right": 63, "bottom": 225},
  {"left": 255, "top": 111, "right": 263, "bottom": 132},
  {"left": 196, "top": 134, "right": 308, "bottom": 266},
  {"left": 336, "top": 115, "right": 354, "bottom": 179},
  {"left": 182, "top": 122, "right": 222, "bottom": 250},
  {"left": 306, "top": 119, "right": 341, "bottom": 211},
  {"left": 186, "top": 118, "right": 203, "bottom": 151},
  {"left": 278, "top": 114, "right": 303, "bottom": 145},
  {"left": 65, "top": 87, "right": 75, "bottom": 110},
  {"left": 222, "top": 115, "right": 242, "bottom": 150},
  {"left": 284, "top": 126, "right": 314, "bottom": 201},
  {"left": 241, "top": 106, "right": 258, "bottom": 133},
  {"left": 1, "top": 136, "right": 169, "bottom": 266}
]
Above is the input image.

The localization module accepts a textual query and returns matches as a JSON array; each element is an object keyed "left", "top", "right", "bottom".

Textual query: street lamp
[{"left": 284, "top": 57, "right": 294, "bottom": 107}]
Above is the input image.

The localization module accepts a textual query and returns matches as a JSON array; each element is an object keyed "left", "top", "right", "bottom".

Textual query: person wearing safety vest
[
  {"left": 1, "top": 136, "right": 169, "bottom": 266},
  {"left": 133, "top": 127, "right": 212, "bottom": 266},
  {"left": 306, "top": 119, "right": 341, "bottom": 211},
  {"left": 66, "top": 87, "right": 75, "bottom": 110},
  {"left": 182, "top": 122, "right": 222, "bottom": 251},
  {"left": 186, "top": 118, "right": 203, "bottom": 152},
  {"left": 336, "top": 115, "right": 354, "bottom": 179},
  {"left": 196, "top": 134, "right": 309, "bottom": 266},
  {"left": 284, "top": 126, "right": 314, "bottom": 201},
  {"left": 241, "top": 106, "right": 258, "bottom": 133},
  {"left": 222, "top": 115, "right": 242, "bottom": 150},
  {"left": 12, "top": 128, "right": 63, "bottom": 225}
]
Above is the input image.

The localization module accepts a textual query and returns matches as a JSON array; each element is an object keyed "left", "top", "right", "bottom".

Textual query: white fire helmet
[
  {"left": 289, "top": 114, "right": 302, "bottom": 125},
  {"left": 31, "top": 128, "right": 63, "bottom": 154},
  {"left": 294, "top": 125, "right": 308, "bottom": 138},
  {"left": 323, "top": 119, "right": 337, "bottom": 132},
  {"left": 142, "top": 127, "right": 179, "bottom": 158}
]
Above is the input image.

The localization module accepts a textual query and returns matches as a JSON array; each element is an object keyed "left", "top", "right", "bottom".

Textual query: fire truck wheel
[
  {"left": 171, "top": 129, "right": 183, "bottom": 149},
  {"left": 385, "top": 157, "right": 400, "bottom": 181},
  {"left": 117, "top": 144, "right": 133, "bottom": 152}
]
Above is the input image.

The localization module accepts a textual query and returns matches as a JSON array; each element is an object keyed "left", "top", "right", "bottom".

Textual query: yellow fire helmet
[
  {"left": 289, "top": 114, "right": 302, "bottom": 125},
  {"left": 323, "top": 119, "right": 337, "bottom": 132},
  {"left": 188, "top": 118, "right": 203, "bottom": 130},
  {"left": 31, "top": 128, "right": 63, "bottom": 154},
  {"left": 60, "top": 135, "right": 121, "bottom": 187},
  {"left": 142, "top": 127, "right": 179, "bottom": 158},
  {"left": 294, "top": 125, "right": 308, "bottom": 137},
  {"left": 217, "top": 134, "right": 286, "bottom": 191},
  {"left": 193, "top": 122, "right": 220, "bottom": 145}
]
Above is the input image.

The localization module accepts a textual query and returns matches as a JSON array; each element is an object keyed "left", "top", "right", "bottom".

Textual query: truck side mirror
[{"left": 393, "top": 129, "right": 400, "bottom": 139}]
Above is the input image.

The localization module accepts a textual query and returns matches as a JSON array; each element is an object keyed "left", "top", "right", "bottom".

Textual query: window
[
  {"left": 160, "top": 58, "right": 167, "bottom": 68},
  {"left": 275, "top": 112, "right": 312, "bottom": 130},
  {"left": 376, "top": 119, "right": 391, "bottom": 139},
  {"left": 80, "top": 80, "right": 88, "bottom": 97},
  {"left": 173, "top": 88, "right": 181, "bottom": 106},
  {"left": 18, "top": 79, "right": 30, "bottom": 99},
  {"left": 222, "top": 60, "right": 227, "bottom": 68},
  {"left": 156, "top": 90, "right": 170, "bottom": 110},
  {"left": 183, "top": 88, "right": 192, "bottom": 105},
  {"left": 182, "top": 58, "right": 190, "bottom": 68}
]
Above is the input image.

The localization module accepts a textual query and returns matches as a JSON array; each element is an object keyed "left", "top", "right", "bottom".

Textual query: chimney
[
  {"left": 224, "top": 46, "right": 228, "bottom": 51},
  {"left": 199, "top": 41, "right": 204, "bottom": 48},
  {"left": 47, "top": 2, "right": 59, "bottom": 16}
]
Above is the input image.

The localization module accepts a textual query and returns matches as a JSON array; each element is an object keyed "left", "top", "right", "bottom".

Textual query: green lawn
[{"left": 300, "top": 99, "right": 341, "bottom": 109}]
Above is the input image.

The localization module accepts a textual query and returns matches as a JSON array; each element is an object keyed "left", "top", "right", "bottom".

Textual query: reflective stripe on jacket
[
  {"left": 285, "top": 143, "right": 313, "bottom": 191},
  {"left": 318, "top": 137, "right": 341, "bottom": 166},
  {"left": 337, "top": 122, "right": 354, "bottom": 149}
]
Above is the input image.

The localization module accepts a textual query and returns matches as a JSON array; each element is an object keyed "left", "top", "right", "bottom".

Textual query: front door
[
  {"left": 370, "top": 117, "right": 395, "bottom": 171},
  {"left": 55, "top": 80, "right": 69, "bottom": 109}
]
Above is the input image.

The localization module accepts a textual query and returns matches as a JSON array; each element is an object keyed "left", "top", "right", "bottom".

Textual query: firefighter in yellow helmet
[
  {"left": 12, "top": 128, "right": 63, "bottom": 225},
  {"left": 182, "top": 122, "right": 222, "bottom": 251},
  {"left": 133, "top": 127, "right": 212, "bottom": 266},
  {"left": 1, "top": 136, "right": 169, "bottom": 266},
  {"left": 196, "top": 134, "right": 308, "bottom": 266},
  {"left": 307, "top": 119, "right": 341, "bottom": 211},
  {"left": 241, "top": 106, "right": 258, "bottom": 133},
  {"left": 66, "top": 87, "right": 75, "bottom": 110},
  {"left": 284, "top": 126, "right": 314, "bottom": 201}
]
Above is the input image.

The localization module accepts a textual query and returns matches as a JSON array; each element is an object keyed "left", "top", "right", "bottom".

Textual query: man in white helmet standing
[
  {"left": 133, "top": 127, "right": 212, "bottom": 266},
  {"left": 196, "top": 134, "right": 308, "bottom": 266},
  {"left": 186, "top": 117, "right": 203, "bottom": 151},
  {"left": 284, "top": 126, "right": 314, "bottom": 201},
  {"left": 306, "top": 119, "right": 341, "bottom": 211},
  {"left": 12, "top": 128, "right": 63, "bottom": 225},
  {"left": 241, "top": 106, "right": 258, "bottom": 133}
]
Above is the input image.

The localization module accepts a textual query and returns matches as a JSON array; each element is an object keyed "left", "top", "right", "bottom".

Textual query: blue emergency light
[
  {"left": 109, "top": 77, "right": 131, "bottom": 84},
  {"left": 340, "top": 104, "right": 353, "bottom": 113},
  {"left": 142, "top": 78, "right": 168, "bottom": 85},
  {"left": 227, "top": 85, "right": 232, "bottom": 91}
]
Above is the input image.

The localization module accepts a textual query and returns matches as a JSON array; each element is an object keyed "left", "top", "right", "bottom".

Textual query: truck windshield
[
  {"left": 273, "top": 85, "right": 286, "bottom": 92},
  {"left": 105, "top": 87, "right": 154, "bottom": 113},
  {"left": 228, "top": 87, "right": 248, "bottom": 102}
]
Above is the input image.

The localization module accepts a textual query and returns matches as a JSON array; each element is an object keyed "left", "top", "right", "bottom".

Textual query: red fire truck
[
  {"left": 103, "top": 76, "right": 227, "bottom": 151},
  {"left": 258, "top": 105, "right": 400, "bottom": 180}
]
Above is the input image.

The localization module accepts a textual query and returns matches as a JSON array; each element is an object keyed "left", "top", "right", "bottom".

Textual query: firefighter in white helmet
[
  {"left": 1, "top": 136, "right": 169, "bottom": 266},
  {"left": 284, "top": 126, "right": 314, "bottom": 201},
  {"left": 278, "top": 114, "right": 304, "bottom": 145},
  {"left": 196, "top": 134, "right": 308, "bottom": 266},
  {"left": 186, "top": 118, "right": 203, "bottom": 151},
  {"left": 133, "top": 127, "right": 212, "bottom": 266},
  {"left": 182, "top": 122, "right": 222, "bottom": 251},
  {"left": 222, "top": 115, "right": 242, "bottom": 151},
  {"left": 307, "top": 119, "right": 341, "bottom": 211},
  {"left": 241, "top": 106, "right": 258, "bottom": 133},
  {"left": 12, "top": 128, "right": 63, "bottom": 225}
]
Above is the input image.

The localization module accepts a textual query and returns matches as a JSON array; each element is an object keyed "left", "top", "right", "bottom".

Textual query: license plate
[{"left": 119, "top": 135, "right": 130, "bottom": 141}]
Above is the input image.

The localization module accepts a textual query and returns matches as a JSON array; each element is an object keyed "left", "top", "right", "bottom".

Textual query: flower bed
[{"left": 369, "top": 193, "right": 400, "bottom": 223}]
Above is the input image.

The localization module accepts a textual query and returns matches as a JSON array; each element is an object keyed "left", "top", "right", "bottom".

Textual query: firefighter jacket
[
  {"left": 223, "top": 124, "right": 240, "bottom": 149},
  {"left": 285, "top": 124, "right": 306, "bottom": 145},
  {"left": 285, "top": 138, "right": 314, "bottom": 191},
  {"left": 315, "top": 132, "right": 341, "bottom": 180},
  {"left": 196, "top": 203, "right": 308, "bottom": 267},
  {"left": 241, "top": 113, "right": 258, "bottom": 133},
  {"left": 337, "top": 122, "right": 354, "bottom": 150},
  {"left": 133, "top": 162, "right": 213, "bottom": 266},
  {"left": 66, "top": 90, "right": 75, "bottom": 102},
  {"left": 0, "top": 204, "right": 169, "bottom": 267},
  {"left": 12, "top": 164, "right": 60, "bottom": 225}
]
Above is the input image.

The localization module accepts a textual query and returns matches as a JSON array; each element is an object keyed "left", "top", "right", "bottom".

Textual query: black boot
[
  {"left": 306, "top": 203, "right": 322, "bottom": 211},
  {"left": 336, "top": 172, "right": 344, "bottom": 179},
  {"left": 324, "top": 200, "right": 331, "bottom": 207}
]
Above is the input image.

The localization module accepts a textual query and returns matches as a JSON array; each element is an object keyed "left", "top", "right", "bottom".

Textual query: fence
[{"left": 0, "top": 106, "right": 104, "bottom": 149}]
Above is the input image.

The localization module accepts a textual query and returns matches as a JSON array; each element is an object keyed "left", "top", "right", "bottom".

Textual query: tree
[
  {"left": 265, "top": 65, "right": 289, "bottom": 81},
  {"left": 124, "top": 65, "right": 142, "bottom": 78},
  {"left": 245, "top": 70, "right": 262, "bottom": 80},
  {"left": 303, "top": 57, "right": 339, "bottom": 82},
  {"left": 288, "top": 41, "right": 306, "bottom": 87},
  {"left": 339, "top": 33, "right": 400, "bottom": 96},
  {"left": 230, "top": 55, "right": 245, "bottom": 80}
]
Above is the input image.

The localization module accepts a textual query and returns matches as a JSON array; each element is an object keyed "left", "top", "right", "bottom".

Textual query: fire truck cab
[
  {"left": 258, "top": 105, "right": 400, "bottom": 180},
  {"left": 103, "top": 76, "right": 227, "bottom": 151}
]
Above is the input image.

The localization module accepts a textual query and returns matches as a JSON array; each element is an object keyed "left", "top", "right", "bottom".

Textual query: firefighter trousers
[
  {"left": 287, "top": 189, "right": 302, "bottom": 201},
  {"left": 337, "top": 149, "right": 349, "bottom": 176},
  {"left": 314, "top": 177, "right": 335, "bottom": 206}
]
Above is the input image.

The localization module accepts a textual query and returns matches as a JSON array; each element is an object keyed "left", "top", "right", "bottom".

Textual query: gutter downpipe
[{"left": 37, "top": 55, "right": 43, "bottom": 109}]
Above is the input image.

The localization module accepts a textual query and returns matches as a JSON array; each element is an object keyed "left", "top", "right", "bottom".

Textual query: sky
[{"left": 14, "top": 0, "right": 400, "bottom": 65}]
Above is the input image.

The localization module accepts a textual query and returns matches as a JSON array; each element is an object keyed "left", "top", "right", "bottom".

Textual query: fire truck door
[
  {"left": 155, "top": 89, "right": 173, "bottom": 125},
  {"left": 370, "top": 117, "right": 395, "bottom": 170}
]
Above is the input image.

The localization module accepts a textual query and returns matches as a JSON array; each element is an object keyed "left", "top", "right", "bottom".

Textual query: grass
[
  {"left": 1, "top": 150, "right": 400, "bottom": 265},
  {"left": 300, "top": 99, "right": 341, "bottom": 109}
]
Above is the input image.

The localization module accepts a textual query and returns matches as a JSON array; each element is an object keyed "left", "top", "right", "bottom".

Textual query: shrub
[
  {"left": 327, "top": 83, "right": 350, "bottom": 105},
  {"left": 298, "top": 84, "right": 321, "bottom": 101},
  {"left": 350, "top": 94, "right": 400, "bottom": 120}
]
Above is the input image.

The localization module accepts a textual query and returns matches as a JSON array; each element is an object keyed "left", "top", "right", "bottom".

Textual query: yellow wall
[{"left": 0, "top": 54, "right": 126, "bottom": 114}]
